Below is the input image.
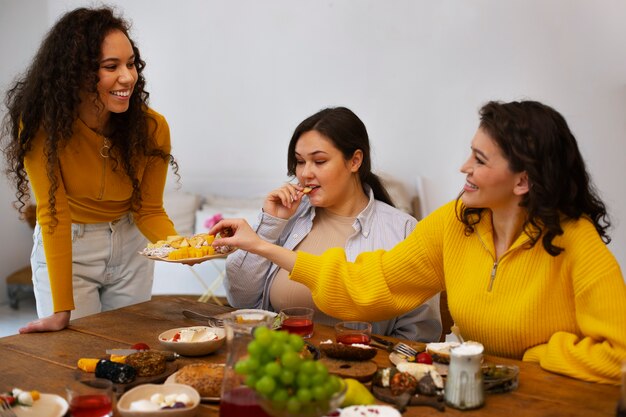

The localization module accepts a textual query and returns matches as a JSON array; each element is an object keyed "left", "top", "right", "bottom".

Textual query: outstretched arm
[{"left": 210, "top": 218, "right": 297, "bottom": 272}]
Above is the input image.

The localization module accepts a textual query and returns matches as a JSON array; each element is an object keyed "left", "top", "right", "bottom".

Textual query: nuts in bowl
[
  {"left": 117, "top": 383, "right": 200, "bottom": 417},
  {"left": 158, "top": 326, "right": 225, "bottom": 356}
]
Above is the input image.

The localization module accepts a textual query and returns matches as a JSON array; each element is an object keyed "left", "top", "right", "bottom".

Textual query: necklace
[{"left": 100, "top": 137, "right": 111, "bottom": 158}]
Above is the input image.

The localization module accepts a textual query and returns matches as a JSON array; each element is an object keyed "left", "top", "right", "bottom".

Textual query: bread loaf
[{"left": 175, "top": 363, "right": 224, "bottom": 397}]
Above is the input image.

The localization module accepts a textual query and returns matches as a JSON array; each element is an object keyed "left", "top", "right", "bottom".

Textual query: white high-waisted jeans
[{"left": 31, "top": 214, "right": 154, "bottom": 320}]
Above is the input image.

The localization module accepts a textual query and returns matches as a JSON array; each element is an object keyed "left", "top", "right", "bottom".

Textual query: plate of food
[
  {"left": 388, "top": 351, "right": 448, "bottom": 376},
  {"left": 139, "top": 232, "right": 235, "bottom": 264},
  {"left": 165, "top": 363, "right": 224, "bottom": 402},
  {"left": 9, "top": 393, "right": 68, "bottom": 417}
]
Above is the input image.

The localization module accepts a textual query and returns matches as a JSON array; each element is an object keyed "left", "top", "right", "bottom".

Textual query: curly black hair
[
  {"left": 456, "top": 100, "right": 611, "bottom": 256},
  {"left": 1, "top": 6, "right": 178, "bottom": 224}
]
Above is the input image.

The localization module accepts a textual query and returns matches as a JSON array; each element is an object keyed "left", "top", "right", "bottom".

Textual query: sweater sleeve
[
  {"left": 132, "top": 111, "right": 178, "bottom": 242},
  {"left": 523, "top": 223, "right": 626, "bottom": 385},
  {"left": 290, "top": 205, "right": 448, "bottom": 322},
  {"left": 24, "top": 133, "right": 75, "bottom": 313}
]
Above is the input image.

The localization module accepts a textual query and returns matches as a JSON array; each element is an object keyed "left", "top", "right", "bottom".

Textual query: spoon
[{"left": 451, "top": 323, "right": 465, "bottom": 343}]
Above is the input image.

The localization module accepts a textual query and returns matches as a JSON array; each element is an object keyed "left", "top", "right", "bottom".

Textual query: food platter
[
  {"left": 142, "top": 252, "right": 230, "bottom": 264},
  {"left": 13, "top": 394, "right": 68, "bottom": 417},
  {"left": 389, "top": 352, "right": 449, "bottom": 376}
]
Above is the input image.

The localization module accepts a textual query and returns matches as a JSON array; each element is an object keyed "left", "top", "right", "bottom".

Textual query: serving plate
[
  {"left": 142, "top": 251, "right": 232, "bottom": 264},
  {"left": 13, "top": 393, "right": 68, "bottom": 417},
  {"left": 389, "top": 352, "right": 448, "bottom": 376}
]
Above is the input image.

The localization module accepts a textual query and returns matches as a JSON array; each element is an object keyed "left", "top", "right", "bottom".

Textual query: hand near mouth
[{"left": 262, "top": 182, "right": 310, "bottom": 219}]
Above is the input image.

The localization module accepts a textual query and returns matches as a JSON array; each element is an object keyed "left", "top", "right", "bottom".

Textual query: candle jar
[
  {"left": 444, "top": 342, "right": 485, "bottom": 410},
  {"left": 219, "top": 310, "right": 274, "bottom": 417}
]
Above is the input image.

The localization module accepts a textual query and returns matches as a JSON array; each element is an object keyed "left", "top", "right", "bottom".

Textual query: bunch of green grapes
[{"left": 234, "top": 327, "right": 343, "bottom": 414}]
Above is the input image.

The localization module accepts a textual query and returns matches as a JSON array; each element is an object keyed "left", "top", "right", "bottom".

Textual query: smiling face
[
  {"left": 294, "top": 130, "right": 363, "bottom": 211},
  {"left": 78, "top": 29, "right": 137, "bottom": 131},
  {"left": 459, "top": 128, "right": 528, "bottom": 212}
]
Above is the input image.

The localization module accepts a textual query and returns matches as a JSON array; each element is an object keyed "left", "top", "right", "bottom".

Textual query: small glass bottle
[{"left": 219, "top": 310, "right": 274, "bottom": 417}]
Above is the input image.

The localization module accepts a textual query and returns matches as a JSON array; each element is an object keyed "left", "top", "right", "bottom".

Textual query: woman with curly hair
[
  {"left": 210, "top": 100, "right": 626, "bottom": 384},
  {"left": 1, "top": 7, "right": 180, "bottom": 333}
]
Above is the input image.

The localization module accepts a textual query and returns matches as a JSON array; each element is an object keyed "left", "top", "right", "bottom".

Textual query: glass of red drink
[
  {"left": 66, "top": 378, "right": 113, "bottom": 417},
  {"left": 279, "top": 307, "right": 315, "bottom": 338},
  {"left": 335, "top": 321, "right": 372, "bottom": 345}
]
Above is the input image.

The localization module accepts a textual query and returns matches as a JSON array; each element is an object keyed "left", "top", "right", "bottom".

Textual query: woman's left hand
[{"left": 18, "top": 310, "right": 71, "bottom": 333}]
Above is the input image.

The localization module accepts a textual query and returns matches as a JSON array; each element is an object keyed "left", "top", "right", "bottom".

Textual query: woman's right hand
[
  {"left": 210, "top": 218, "right": 297, "bottom": 271},
  {"left": 209, "top": 218, "right": 264, "bottom": 253},
  {"left": 263, "top": 183, "right": 306, "bottom": 219},
  {"left": 18, "top": 310, "right": 71, "bottom": 333}
]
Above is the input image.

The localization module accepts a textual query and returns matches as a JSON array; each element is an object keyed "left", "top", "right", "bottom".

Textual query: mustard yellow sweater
[
  {"left": 291, "top": 201, "right": 626, "bottom": 384},
  {"left": 24, "top": 108, "right": 177, "bottom": 313}
]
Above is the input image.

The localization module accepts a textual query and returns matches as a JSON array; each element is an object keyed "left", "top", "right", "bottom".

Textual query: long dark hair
[
  {"left": 287, "top": 106, "right": 394, "bottom": 206},
  {"left": 1, "top": 6, "right": 178, "bottom": 223},
  {"left": 457, "top": 100, "right": 611, "bottom": 255}
]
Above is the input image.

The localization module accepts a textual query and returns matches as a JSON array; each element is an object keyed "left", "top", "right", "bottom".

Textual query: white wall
[
  {"left": 1, "top": 0, "right": 625, "bottom": 305},
  {"left": 0, "top": 1, "right": 50, "bottom": 304}
]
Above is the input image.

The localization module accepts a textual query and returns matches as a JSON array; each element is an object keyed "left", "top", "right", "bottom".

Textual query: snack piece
[
  {"left": 175, "top": 363, "right": 224, "bottom": 397},
  {"left": 319, "top": 341, "right": 377, "bottom": 361},
  {"left": 425, "top": 341, "right": 460, "bottom": 364},
  {"left": 372, "top": 367, "right": 399, "bottom": 388},
  {"left": 390, "top": 372, "right": 418, "bottom": 396},
  {"left": 125, "top": 351, "right": 167, "bottom": 377},
  {"left": 77, "top": 358, "right": 100, "bottom": 373},
  {"left": 95, "top": 359, "right": 137, "bottom": 384},
  {"left": 302, "top": 186, "right": 313, "bottom": 194}
]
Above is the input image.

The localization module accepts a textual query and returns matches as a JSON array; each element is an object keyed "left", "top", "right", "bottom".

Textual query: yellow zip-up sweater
[
  {"left": 291, "top": 201, "right": 626, "bottom": 384},
  {"left": 24, "top": 108, "right": 177, "bottom": 313}
]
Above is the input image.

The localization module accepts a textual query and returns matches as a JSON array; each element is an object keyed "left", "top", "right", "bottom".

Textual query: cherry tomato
[
  {"left": 0, "top": 394, "right": 16, "bottom": 406},
  {"left": 131, "top": 342, "right": 150, "bottom": 351},
  {"left": 416, "top": 352, "right": 433, "bottom": 364}
]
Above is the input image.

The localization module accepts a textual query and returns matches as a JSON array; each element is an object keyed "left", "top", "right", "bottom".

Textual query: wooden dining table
[{"left": 0, "top": 295, "right": 620, "bottom": 416}]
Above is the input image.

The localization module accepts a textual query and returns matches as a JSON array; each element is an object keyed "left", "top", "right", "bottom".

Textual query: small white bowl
[
  {"left": 158, "top": 326, "right": 225, "bottom": 356},
  {"left": 117, "top": 383, "right": 200, "bottom": 417}
]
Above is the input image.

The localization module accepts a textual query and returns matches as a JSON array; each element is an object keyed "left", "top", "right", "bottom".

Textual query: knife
[
  {"left": 370, "top": 335, "right": 395, "bottom": 352},
  {"left": 105, "top": 349, "right": 179, "bottom": 361}
]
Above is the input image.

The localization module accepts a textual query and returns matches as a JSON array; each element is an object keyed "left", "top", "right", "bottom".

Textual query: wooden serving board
[
  {"left": 86, "top": 361, "right": 179, "bottom": 394},
  {"left": 318, "top": 357, "right": 378, "bottom": 382}
]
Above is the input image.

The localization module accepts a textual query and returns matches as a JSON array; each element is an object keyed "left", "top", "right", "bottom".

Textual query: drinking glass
[
  {"left": 334, "top": 321, "right": 372, "bottom": 345},
  {"left": 219, "top": 310, "right": 274, "bottom": 417},
  {"left": 279, "top": 307, "right": 315, "bottom": 338},
  {"left": 66, "top": 378, "right": 113, "bottom": 417}
]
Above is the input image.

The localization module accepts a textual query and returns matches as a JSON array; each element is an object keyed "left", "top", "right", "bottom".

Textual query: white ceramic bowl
[
  {"left": 158, "top": 326, "right": 225, "bottom": 356},
  {"left": 117, "top": 383, "right": 200, "bottom": 417}
]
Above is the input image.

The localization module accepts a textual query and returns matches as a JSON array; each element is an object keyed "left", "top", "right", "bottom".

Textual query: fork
[
  {"left": 0, "top": 398, "right": 18, "bottom": 417},
  {"left": 393, "top": 342, "right": 419, "bottom": 358},
  {"left": 182, "top": 309, "right": 224, "bottom": 327}
]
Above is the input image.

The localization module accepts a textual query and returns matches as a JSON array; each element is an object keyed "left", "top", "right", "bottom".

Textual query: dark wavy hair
[
  {"left": 1, "top": 6, "right": 178, "bottom": 223},
  {"left": 457, "top": 100, "right": 611, "bottom": 256},
  {"left": 287, "top": 107, "right": 395, "bottom": 206}
]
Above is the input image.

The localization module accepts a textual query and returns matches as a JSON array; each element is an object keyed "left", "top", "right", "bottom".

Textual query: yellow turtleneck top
[
  {"left": 24, "top": 108, "right": 177, "bottom": 313},
  {"left": 291, "top": 201, "right": 626, "bottom": 384}
]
